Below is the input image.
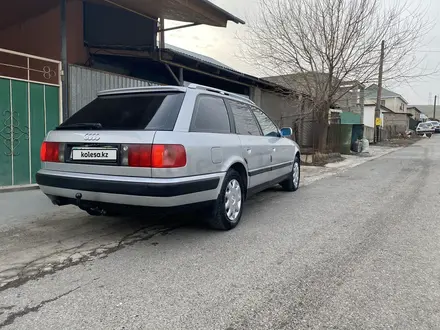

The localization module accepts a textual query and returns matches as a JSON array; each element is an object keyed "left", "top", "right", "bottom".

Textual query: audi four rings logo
[{"left": 83, "top": 133, "right": 100, "bottom": 141}]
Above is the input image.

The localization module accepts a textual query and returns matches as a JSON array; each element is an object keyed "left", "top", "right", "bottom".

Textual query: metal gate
[{"left": 0, "top": 48, "right": 61, "bottom": 187}]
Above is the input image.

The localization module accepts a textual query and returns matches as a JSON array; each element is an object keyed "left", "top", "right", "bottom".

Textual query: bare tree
[{"left": 240, "top": 0, "right": 433, "bottom": 152}]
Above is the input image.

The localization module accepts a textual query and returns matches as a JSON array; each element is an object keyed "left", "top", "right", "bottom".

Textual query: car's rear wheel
[
  {"left": 281, "top": 155, "right": 300, "bottom": 192},
  {"left": 208, "top": 169, "right": 244, "bottom": 230}
]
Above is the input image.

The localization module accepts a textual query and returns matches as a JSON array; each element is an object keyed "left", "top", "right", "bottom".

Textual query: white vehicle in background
[
  {"left": 416, "top": 122, "right": 435, "bottom": 137},
  {"left": 426, "top": 121, "right": 440, "bottom": 133}
]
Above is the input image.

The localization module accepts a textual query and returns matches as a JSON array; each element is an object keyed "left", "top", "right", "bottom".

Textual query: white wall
[
  {"left": 384, "top": 97, "right": 407, "bottom": 113},
  {"left": 367, "top": 97, "right": 407, "bottom": 113},
  {"left": 364, "top": 105, "right": 386, "bottom": 128},
  {"left": 364, "top": 105, "right": 375, "bottom": 127}
]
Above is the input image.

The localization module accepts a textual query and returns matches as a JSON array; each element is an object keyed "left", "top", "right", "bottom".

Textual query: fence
[
  {"left": 0, "top": 48, "right": 61, "bottom": 187},
  {"left": 290, "top": 114, "right": 342, "bottom": 155}
]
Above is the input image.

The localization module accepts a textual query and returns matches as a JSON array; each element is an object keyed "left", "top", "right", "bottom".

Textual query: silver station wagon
[{"left": 37, "top": 84, "right": 301, "bottom": 230}]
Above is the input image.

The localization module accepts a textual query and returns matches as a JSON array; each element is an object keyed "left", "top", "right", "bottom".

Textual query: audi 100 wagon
[{"left": 36, "top": 84, "right": 301, "bottom": 230}]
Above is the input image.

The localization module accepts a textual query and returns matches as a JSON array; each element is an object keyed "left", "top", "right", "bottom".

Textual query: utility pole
[
  {"left": 374, "top": 40, "right": 385, "bottom": 144},
  {"left": 434, "top": 95, "right": 437, "bottom": 120}
]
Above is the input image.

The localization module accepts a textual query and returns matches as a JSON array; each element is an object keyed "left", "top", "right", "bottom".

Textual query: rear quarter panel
[{"left": 152, "top": 131, "right": 246, "bottom": 178}]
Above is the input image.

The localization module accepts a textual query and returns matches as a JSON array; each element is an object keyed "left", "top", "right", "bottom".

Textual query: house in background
[
  {"left": 407, "top": 106, "right": 422, "bottom": 121},
  {"left": 334, "top": 80, "right": 365, "bottom": 115},
  {"left": 365, "top": 84, "right": 408, "bottom": 113},
  {"left": 408, "top": 105, "right": 436, "bottom": 121},
  {"left": 364, "top": 84, "right": 413, "bottom": 139}
]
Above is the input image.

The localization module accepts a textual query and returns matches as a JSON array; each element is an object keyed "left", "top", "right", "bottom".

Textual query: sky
[{"left": 165, "top": 0, "right": 440, "bottom": 105}]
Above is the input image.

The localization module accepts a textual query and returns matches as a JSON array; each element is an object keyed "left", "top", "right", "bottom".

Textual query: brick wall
[{"left": 383, "top": 113, "right": 410, "bottom": 137}]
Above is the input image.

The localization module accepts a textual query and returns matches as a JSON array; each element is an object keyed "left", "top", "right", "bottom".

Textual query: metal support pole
[
  {"left": 179, "top": 68, "right": 184, "bottom": 86},
  {"left": 164, "top": 64, "right": 180, "bottom": 85},
  {"left": 374, "top": 40, "right": 385, "bottom": 143},
  {"left": 434, "top": 95, "right": 437, "bottom": 120},
  {"left": 159, "top": 17, "right": 165, "bottom": 49},
  {"left": 60, "top": 0, "right": 69, "bottom": 121}
]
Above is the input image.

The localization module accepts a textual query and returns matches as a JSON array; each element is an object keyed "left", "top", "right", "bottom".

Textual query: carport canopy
[{"left": 0, "top": 0, "right": 244, "bottom": 31}]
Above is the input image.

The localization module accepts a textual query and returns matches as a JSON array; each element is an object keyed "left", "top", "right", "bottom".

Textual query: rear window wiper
[{"left": 56, "top": 123, "right": 103, "bottom": 130}]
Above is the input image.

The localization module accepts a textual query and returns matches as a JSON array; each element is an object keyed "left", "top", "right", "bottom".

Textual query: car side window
[
  {"left": 228, "top": 100, "right": 261, "bottom": 136},
  {"left": 191, "top": 95, "right": 231, "bottom": 134},
  {"left": 251, "top": 107, "right": 279, "bottom": 137}
]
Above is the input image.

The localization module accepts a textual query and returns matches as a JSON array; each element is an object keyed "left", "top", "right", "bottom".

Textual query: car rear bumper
[{"left": 36, "top": 169, "right": 224, "bottom": 207}]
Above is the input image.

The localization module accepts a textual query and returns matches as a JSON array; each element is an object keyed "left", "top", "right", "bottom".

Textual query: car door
[
  {"left": 250, "top": 106, "right": 293, "bottom": 181},
  {"left": 227, "top": 100, "right": 270, "bottom": 188}
]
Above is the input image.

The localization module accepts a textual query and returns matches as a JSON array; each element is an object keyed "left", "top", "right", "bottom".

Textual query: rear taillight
[
  {"left": 152, "top": 144, "right": 187, "bottom": 168},
  {"left": 128, "top": 144, "right": 152, "bottom": 167},
  {"left": 40, "top": 142, "right": 61, "bottom": 162},
  {"left": 124, "top": 144, "right": 186, "bottom": 168}
]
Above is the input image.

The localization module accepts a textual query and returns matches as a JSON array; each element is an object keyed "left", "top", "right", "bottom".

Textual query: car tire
[
  {"left": 280, "top": 155, "right": 300, "bottom": 192},
  {"left": 208, "top": 169, "right": 245, "bottom": 231}
]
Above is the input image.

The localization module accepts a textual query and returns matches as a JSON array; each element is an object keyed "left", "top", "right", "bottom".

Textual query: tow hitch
[
  {"left": 75, "top": 193, "right": 83, "bottom": 206},
  {"left": 75, "top": 192, "right": 105, "bottom": 216}
]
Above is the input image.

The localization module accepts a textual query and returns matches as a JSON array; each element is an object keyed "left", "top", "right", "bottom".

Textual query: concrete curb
[
  {"left": 0, "top": 184, "right": 39, "bottom": 194},
  {"left": 301, "top": 146, "right": 404, "bottom": 187}
]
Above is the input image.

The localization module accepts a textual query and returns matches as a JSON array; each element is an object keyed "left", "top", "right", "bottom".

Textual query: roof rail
[
  {"left": 97, "top": 85, "right": 185, "bottom": 96},
  {"left": 187, "top": 83, "right": 255, "bottom": 105}
]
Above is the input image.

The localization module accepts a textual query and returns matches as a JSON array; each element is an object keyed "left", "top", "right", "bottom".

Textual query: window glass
[
  {"left": 229, "top": 101, "right": 261, "bottom": 136},
  {"left": 191, "top": 96, "right": 231, "bottom": 133},
  {"left": 251, "top": 107, "right": 279, "bottom": 137},
  {"left": 58, "top": 92, "right": 184, "bottom": 131}
]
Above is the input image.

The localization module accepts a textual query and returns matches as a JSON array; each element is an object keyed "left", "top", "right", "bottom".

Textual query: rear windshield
[{"left": 58, "top": 92, "right": 185, "bottom": 130}]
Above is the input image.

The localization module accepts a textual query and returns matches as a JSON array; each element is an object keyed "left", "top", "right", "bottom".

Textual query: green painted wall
[
  {"left": 0, "top": 79, "right": 12, "bottom": 186},
  {"left": 0, "top": 78, "right": 60, "bottom": 186},
  {"left": 11, "top": 80, "right": 29, "bottom": 185},
  {"left": 340, "top": 112, "right": 361, "bottom": 125},
  {"left": 30, "top": 84, "right": 46, "bottom": 184}
]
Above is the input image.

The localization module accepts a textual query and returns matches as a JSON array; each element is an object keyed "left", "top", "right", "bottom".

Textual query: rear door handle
[
  {"left": 272, "top": 148, "right": 276, "bottom": 152},
  {"left": 246, "top": 148, "right": 252, "bottom": 154}
]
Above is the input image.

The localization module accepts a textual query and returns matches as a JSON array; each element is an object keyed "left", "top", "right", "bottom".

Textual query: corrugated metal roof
[
  {"left": 163, "top": 44, "right": 299, "bottom": 94},
  {"left": 100, "top": 0, "right": 244, "bottom": 27},
  {"left": 164, "top": 43, "right": 235, "bottom": 71}
]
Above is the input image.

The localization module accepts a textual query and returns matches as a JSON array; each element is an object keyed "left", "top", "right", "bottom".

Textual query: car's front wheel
[
  {"left": 281, "top": 155, "right": 300, "bottom": 192},
  {"left": 208, "top": 169, "right": 244, "bottom": 230}
]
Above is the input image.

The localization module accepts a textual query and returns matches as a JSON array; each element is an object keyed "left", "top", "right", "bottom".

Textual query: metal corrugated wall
[{"left": 69, "top": 65, "right": 160, "bottom": 115}]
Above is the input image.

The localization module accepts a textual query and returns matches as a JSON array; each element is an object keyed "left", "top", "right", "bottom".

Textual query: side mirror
[{"left": 280, "top": 127, "right": 293, "bottom": 137}]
